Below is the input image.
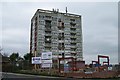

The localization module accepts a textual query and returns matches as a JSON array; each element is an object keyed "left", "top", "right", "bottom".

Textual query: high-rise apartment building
[{"left": 30, "top": 9, "right": 83, "bottom": 61}]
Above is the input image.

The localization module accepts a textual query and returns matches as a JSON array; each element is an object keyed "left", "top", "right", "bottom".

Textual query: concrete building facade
[{"left": 30, "top": 9, "right": 83, "bottom": 61}]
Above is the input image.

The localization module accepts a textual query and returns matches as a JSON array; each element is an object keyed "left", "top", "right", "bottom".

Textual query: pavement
[{"left": 1, "top": 72, "right": 78, "bottom": 80}]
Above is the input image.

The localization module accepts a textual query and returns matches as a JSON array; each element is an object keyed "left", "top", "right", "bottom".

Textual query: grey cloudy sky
[{"left": 1, "top": 2, "right": 118, "bottom": 64}]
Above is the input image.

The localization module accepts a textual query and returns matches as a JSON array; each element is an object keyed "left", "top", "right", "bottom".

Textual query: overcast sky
[{"left": 1, "top": 1, "right": 118, "bottom": 64}]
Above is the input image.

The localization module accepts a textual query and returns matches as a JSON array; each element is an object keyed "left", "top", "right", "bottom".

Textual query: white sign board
[
  {"left": 42, "top": 63, "right": 52, "bottom": 68},
  {"left": 42, "top": 60, "right": 52, "bottom": 64},
  {"left": 60, "top": 61, "right": 64, "bottom": 64},
  {"left": 32, "top": 57, "right": 41, "bottom": 64},
  {"left": 41, "top": 52, "right": 52, "bottom": 59}
]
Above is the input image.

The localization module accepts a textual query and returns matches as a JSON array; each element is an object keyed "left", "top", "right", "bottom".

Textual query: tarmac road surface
[
  {"left": 1, "top": 72, "right": 78, "bottom": 80},
  {"left": 1, "top": 72, "right": 119, "bottom": 80}
]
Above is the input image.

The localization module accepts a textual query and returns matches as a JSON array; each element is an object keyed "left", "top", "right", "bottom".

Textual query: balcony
[
  {"left": 71, "top": 37, "right": 76, "bottom": 40},
  {"left": 58, "top": 35, "right": 64, "bottom": 39},
  {"left": 71, "top": 47, "right": 77, "bottom": 51},
  {"left": 45, "top": 23, "right": 51, "bottom": 29},
  {"left": 70, "top": 36, "right": 77, "bottom": 38},
  {"left": 45, "top": 28, "right": 51, "bottom": 31},
  {"left": 70, "top": 31, "right": 76, "bottom": 33},
  {"left": 45, "top": 45, "right": 51, "bottom": 48},
  {"left": 71, "top": 40, "right": 77, "bottom": 43},
  {"left": 70, "top": 21, "right": 76, "bottom": 26},
  {"left": 71, "top": 34, "right": 76, "bottom": 37},
  {"left": 58, "top": 51, "right": 64, "bottom": 53},
  {"left": 44, "top": 49, "right": 51, "bottom": 52},
  {"left": 71, "top": 26, "right": 76, "bottom": 29},
  {"left": 71, "top": 51, "right": 76, "bottom": 53},
  {"left": 71, "top": 42, "right": 76, "bottom": 45},
  {"left": 45, "top": 40, "right": 51, "bottom": 43},
  {"left": 58, "top": 40, "right": 64, "bottom": 43},
  {"left": 45, "top": 33, "right": 52, "bottom": 36},
  {"left": 45, "top": 43, "right": 51, "bottom": 46},
  {"left": 45, "top": 38, "right": 51, "bottom": 43},
  {"left": 71, "top": 45, "right": 77, "bottom": 48},
  {"left": 58, "top": 27, "right": 64, "bottom": 30},
  {"left": 70, "top": 28, "right": 76, "bottom": 30},
  {"left": 44, "top": 16, "right": 52, "bottom": 20},
  {"left": 58, "top": 46, "right": 65, "bottom": 50}
]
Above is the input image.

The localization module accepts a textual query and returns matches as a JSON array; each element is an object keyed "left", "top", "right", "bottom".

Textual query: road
[
  {"left": 1, "top": 72, "right": 119, "bottom": 80},
  {"left": 1, "top": 72, "right": 78, "bottom": 80}
]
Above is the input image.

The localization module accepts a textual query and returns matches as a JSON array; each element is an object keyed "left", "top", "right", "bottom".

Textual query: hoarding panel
[
  {"left": 41, "top": 63, "right": 52, "bottom": 68},
  {"left": 42, "top": 60, "right": 52, "bottom": 63},
  {"left": 32, "top": 57, "right": 41, "bottom": 64}
]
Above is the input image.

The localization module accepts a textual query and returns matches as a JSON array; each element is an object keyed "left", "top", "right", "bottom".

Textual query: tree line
[
  {"left": 2, "top": 52, "right": 32, "bottom": 72},
  {"left": 9, "top": 52, "right": 31, "bottom": 61}
]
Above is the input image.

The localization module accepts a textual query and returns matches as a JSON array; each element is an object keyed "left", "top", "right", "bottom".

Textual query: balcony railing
[
  {"left": 45, "top": 28, "right": 51, "bottom": 31},
  {"left": 70, "top": 21, "right": 76, "bottom": 26},
  {"left": 44, "top": 49, "right": 51, "bottom": 52},
  {"left": 71, "top": 51, "right": 76, "bottom": 53},
  {"left": 71, "top": 45, "right": 77, "bottom": 48},
  {"left": 44, "top": 16, "right": 52, "bottom": 20},
  {"left": 45, "top": 45, "right": 51, "bottom": 48},
  {"left": 70, "top": 36, "right": 77, "bottom": 38},
  {"left": 58, "top": 46, "right": 65, "bottom": 50},
  {"left": 58, "top": 36, "right": 64, "bottom": 38},
  {"left": 45, "top": 33, "right": 52, "bottom": 36},
  {"left": 45, "top": 25, "right": 51, "bottom": 28},
  {"left": 58, "top": 27, "right": 64, "bottom": 30},
  {"left": 45, "top": 43, "right": 51, "bottom": 46},
  {"left": 58, "top": 40, "right": 64, "bottom": 43},
  {"left": 70, "top": 40, "right": 77, "bottom": 43},
  {"left": 45, "top": 40, "right": 51, "bottom": 43},
  {"left": 70, "top": 31, "right": 76, "bottom": 33},
  {"left": 71, "top": 26, "right": 76, "bottom": 28}
]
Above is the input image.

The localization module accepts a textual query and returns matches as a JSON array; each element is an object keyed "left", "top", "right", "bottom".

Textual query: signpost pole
[
  {"left": 35, "top": 51, "right": 37, "bottom": 70},
  {"left": 49, "top": 63, "right": 51, "bottom": 75}
]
